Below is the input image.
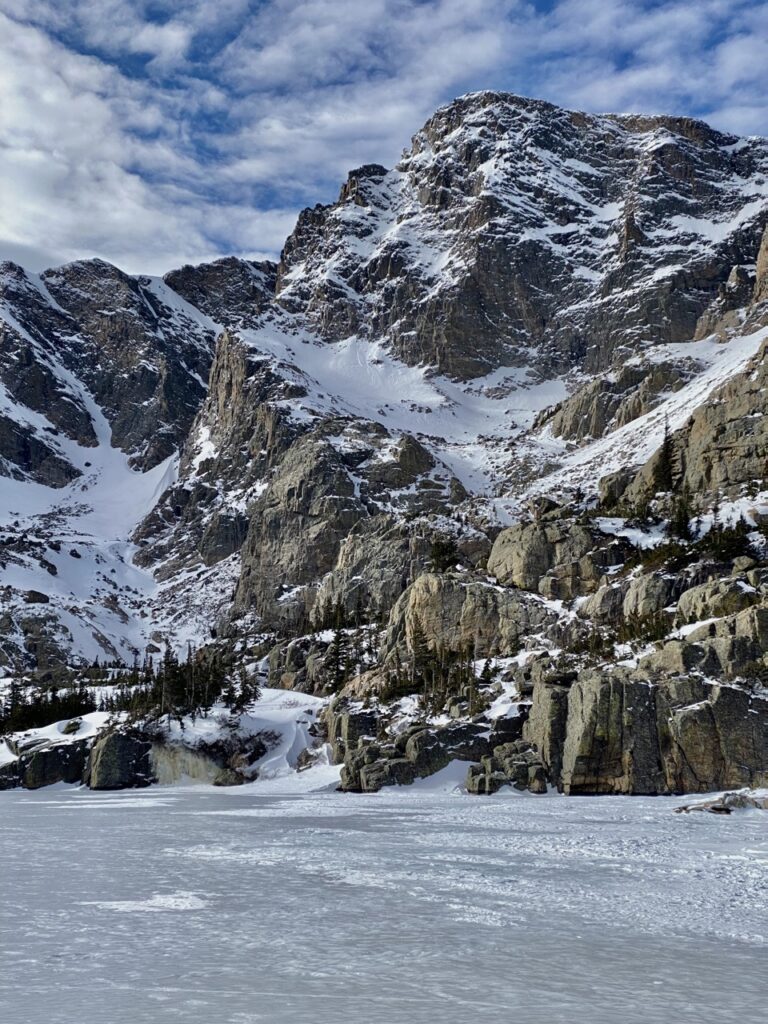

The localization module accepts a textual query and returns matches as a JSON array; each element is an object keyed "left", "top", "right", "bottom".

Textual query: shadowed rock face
[
  {"left": 0, "top": 257, "right": 216, "bottom": 484},
  {"left": 18, "top": 739, "right": 90, "bottom": 789},
  {"left": 40, "top": 260, "right": 216, "bottom": 470},
  {"left": 164, "top": 257, "right": 277, "bottom": 329}
]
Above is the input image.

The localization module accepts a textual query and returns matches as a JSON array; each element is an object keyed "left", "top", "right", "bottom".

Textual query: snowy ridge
[{"left": 525, "top": 325, "right": 768, "bottom": 503}]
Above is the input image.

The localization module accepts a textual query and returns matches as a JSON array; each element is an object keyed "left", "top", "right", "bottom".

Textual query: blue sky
[{"left": 1, "top": 0, "right": 767, "bottom": 274}]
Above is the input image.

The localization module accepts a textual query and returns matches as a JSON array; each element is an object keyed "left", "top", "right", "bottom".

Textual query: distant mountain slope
[{"left": 1, "top": 91, "right": 768, "bottom": 672}]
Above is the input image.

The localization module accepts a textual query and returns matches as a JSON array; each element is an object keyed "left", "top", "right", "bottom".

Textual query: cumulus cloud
[{"left": 0, "top": 0, "right": 766, "bottom": 274}]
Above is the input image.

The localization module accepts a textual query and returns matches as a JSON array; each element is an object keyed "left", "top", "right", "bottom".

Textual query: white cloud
[{"left": 0, "top": 0, "right": 767, "bottom": 275}]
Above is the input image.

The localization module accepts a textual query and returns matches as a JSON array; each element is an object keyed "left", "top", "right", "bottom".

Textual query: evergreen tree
[
  {"left": 326, "top": 626, "right": 350, "bottom": 693},
  {"left": 429, "top": 534, "right": 459, "bottom": 573},
  {"left": 409, "top": 615, "right": 431, "bottom": 687},
  {"left": 670, "top": 487, "right": 693, "bottom": 540},
  {"left": 653, "top": 417, "right": 676, "bottom": 493}
]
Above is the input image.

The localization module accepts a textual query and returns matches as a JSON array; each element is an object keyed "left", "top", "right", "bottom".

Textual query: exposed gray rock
[
  {"left": 276, "top": 94, "right": 768, "bottom": 380},
  {"left": 553, "top": 669, "right": 768, "bottom": 795},
  {"left": 561, "top": 670, "right": 664, "bottom": 795},
  {"left": 19, "top": 739, "right": 90, "bottom": 789},
  {"left": 675, "top": 789, "right": 768, "bottom": 814},
  {"left": 622, "top": 573, "right": 680, "bottom": 619},
  {"left": 658, "top": 679, "right": 768, "bottom": 793},
  {"left": 625, "top": 335, "right": 768, "bottom": 501},
  {"left": 488, "top": 520, "right": 631, "bottom": 598},
  {"left": 339, "top": 721, "right": 494, "bottom": 792},
  {"left": 86, "top": 731, "right": 155, "bottom": 790},
  {"left": 754, "top": 225, "right": 768, "bottom": 304},
  {"left": 642, "top": 604, "right": 768, "bottom": 679},
  {"left": 384, "top": 571, "right": 563, "bottom": 662},
  {"left": 164, "top": 257, "right": 277, "bottom": 328},
  {"left": 325, "top": 697, "right": 380, "bottom": 763},
  {"left": 539, "top": 360, "right": 697, "bottom": 442},
  {"left": 523, "top": 681, "right": 570, "bottom": 786},
  {"left": 466, "top": 739, "right": 549, "bottom": 795},
  {"left": 675, "top": 577, "right": 762, "bottom": 625},
  {"left": 0, "top": 761, "right": 20, "bottom": 790},
  {"left": 578, "top": 582, "right": 629, "bottom": 623}
]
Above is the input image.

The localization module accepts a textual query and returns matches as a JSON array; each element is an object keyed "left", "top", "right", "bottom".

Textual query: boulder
[
  {"left": 465, "top": 739, "right": 548, "bottom": 795},
  {"left": 643, "top": 604, "right": 768, "bottom": 679},
  {"left": 622, "top": 573, "right": 679, "bottom": 620},
  {"left": 676, "top": 790, "right": 768, "bottom": 814},
  {"left": 488, "top": 522, "right": 592, "bottom": 593},
  {"left": 19, "top": 739, "right": 90, "bottom": 789},
  {"left": 339, "top": 721, "right": 494, "bottom": 792},
  {"left": 85, "top": 731, "right": 155, "bottom": 790},
  {"left": 488, "top": 520, "right": 631, "bottom": 599},
  {"left": 325, "top": 697, "right": 380, "bottom": 762},
  {"left": 675, "top": 577, "right": 762, "bottom": 625},
  {"left": 578, "top": 582, "right": 629, "bottom": 623},
  {"left": 0, "top": 761, "right": 20, "bottom": 790}
]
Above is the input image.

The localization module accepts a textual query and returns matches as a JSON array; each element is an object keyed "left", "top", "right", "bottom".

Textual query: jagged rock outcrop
[
  {"left": 339, "top": 720, "right": 495, "bottom": 793},
  {"left": 276, "top": 93, "right": 768, "bottom": 380},
  {"left": 755, "top": 225, "right": 768, "bottom": 304},
  {"left": 0, "top": 259, "right": 215, "bottom": 481},
  {"left": 578, "top": 581, "right": 629, "bottom": 623},
  {"left": 624, "top": 333, "right": 768, "bottom": 502},
  {"left": 149, "top": 734, "right": 268, "bottom": 786},
  {"left": 622, "top": 573, "right": 680, "bottom": 619},
  {"left": 640, "top": 602, "right": 768, "bottom": 679},
  {"left": 233, "top": 432, "right": 368, "bottom": 626},
  {"left": 325, "top": 697, "right": 380, "bottom": 763},
  {"left": 538, "top": 360, "right": 696, "bottom": 442},
  {"left": 164, "top": 256, "right": 277, "bottom": 328},
  {"left": 561, "top": 671, "right": 665, "bottom": 794},
  {"left": 523, "top": 680, "right": 570, "bottom": 785},
  {"left": 383, "top": 572, "right": 563, "bottom": 662},
  {"left": 466, "top": 739, "right": 548, "bottom": 794},
  {"left": 487, "top": 519, "right": 631, "bottom": 598},
  {"left": 675, "top": 576, "right": 763, "bottom": 624},
  {"left": 526, "top": 669, "right": 768, "bottom": 795}
]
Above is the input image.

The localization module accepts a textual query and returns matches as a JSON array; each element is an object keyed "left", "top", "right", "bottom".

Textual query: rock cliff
[{"left": 2, "top": 91, "right": 768, "bottom": 796}]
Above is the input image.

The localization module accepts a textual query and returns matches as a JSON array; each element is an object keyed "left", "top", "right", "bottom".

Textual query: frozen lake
[{"left": 1, "top": 775, "right": 766, "bottom": 1023}]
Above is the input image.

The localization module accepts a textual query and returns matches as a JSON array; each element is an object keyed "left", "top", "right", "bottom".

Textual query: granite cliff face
[{"left": 2, "top": 92, "right": 768, "bottom": 795}]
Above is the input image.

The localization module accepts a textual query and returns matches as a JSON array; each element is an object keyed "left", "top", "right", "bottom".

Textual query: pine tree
[
  {"left": 429, "top": 534, "right": 459, "bottom": 573},
  {"left": 326, "top": 626, "right": 350, "bottom": 693},
  {"left": 409, "top": 615, "right": 431, "bottom": 688},
  {"left": 670, "top": 487, "right": 693, "bottom": 540},
  {"left": 653, "top": 417, "right": 676, "bottom": 493}
]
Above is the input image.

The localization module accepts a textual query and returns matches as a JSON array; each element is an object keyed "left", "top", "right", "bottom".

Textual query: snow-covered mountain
[{"left": 2, "top": 90, "right": 768, "bottom": 678}]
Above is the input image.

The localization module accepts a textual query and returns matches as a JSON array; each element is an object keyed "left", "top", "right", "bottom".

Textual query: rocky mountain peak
[
  {"left": 2, "top": 91, "right": 768, "bottom": 750},
  {"left": 272, "top": 90, "right": 768, "bottom": 381}
]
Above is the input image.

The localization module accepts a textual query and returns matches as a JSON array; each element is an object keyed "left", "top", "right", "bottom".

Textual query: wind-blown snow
[
  {"left": 525, "top": 325, "right": 768, "bottom": 503},
  {"left": 0, "top": 785, "right": 765, "bottom": 1023},
  {"left": 240, "top": 323, "right": 567, "bottom": 494}
]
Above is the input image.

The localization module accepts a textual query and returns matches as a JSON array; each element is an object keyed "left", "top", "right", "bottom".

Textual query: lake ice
[{"left": 1, "top": 774, "right": 765, "bottom": 1024}]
